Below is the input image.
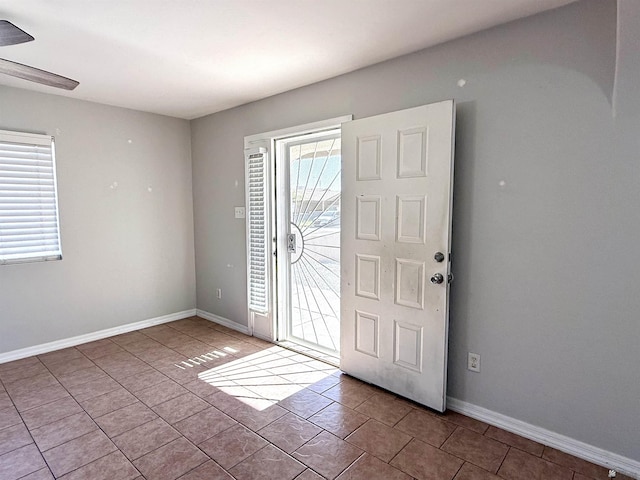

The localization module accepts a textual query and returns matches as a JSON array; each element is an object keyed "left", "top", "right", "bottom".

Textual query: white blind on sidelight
[
  {"left": 246, "top": 148, "right": 268, "bottom": 313},
  {"left": 0, "top": 130, "right": 62, "bottom": 265}
]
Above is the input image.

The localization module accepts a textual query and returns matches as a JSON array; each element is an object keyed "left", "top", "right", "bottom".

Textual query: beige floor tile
[
  {"left": 133, "top": 437, "right": 208, "bottom": 480},
  {"left": 95, "top": 402, "right": 158, "bottom": 438},
  {"left": 293, "top": 431, "right": 363, "bottom": 479},
  {"left": 177, "top": 460, "right": 233, "bottom": 480},
  {"left": 224, "top": 403, "right": 288, "bottom": 431},
  {"left": 20, "top": 467, "right": 55, "bottom": 479},
  {"left": 46, "top": 356, "right": 95, "bottom": 376},
  {"left": 231, "top": 444, "right": 306, "bottom": 480},
  {"left": 336, "top": 453, "right": 411, "bottom": 480},
  {"left": 394, "top": 408, "right": 457, "bottom": 447},
  {"left": 0, "top": 357, "right": 41, "bottom": 375},
  {"left": 38, "top": 348, "right": 85, "bottom": 367},
  {"left": 308, "top": 402, "right": 369, "bottom": 439},
  {"left": 134, "top": 380, "right": 189, "bottom": 407},
  {"left": 0, "top": 362, "right": 49, "bottom": 385},
  {"left": 390, "top": 438, "right": 463, "bottom": 480},
  {"left": 0, "top": 391, "right": 12, "bottom": 410},
  {"left": 155, "top": 363, "right": 208, "bottom": 385},
  {"left": 101, "top": 360, "right": 154, "bottom": 382},
  {"left": 117, "top": 369, "right": 169, "bottom": 393},
  {"left": 65, "top": 375, "right": 121, "bottom": 402},
  {"left": 30, "top": 411, "right": 97, "bottom": 451},
  {"left": 440, "top": 410, "right": 489, "bottom": 434},
  {"left": 258, "top": 412, "right": 322, "bottom": 453},
  {"left": 199, "top": 423, "right": 268, "bottom": 469},
  {"left": 110, "top": 332, "right": 149, "bottom": 346},
  {"left": 354, "top": 393, "right": 413, "bottom": 426},
  {"left": 542, "top": 447, "right": 627, "bottom": 479},
  {"left": 76, "top": 340, "right": 125, "bottom": 360},
  {"left": 302, "top": 373, "right": 340, "bottom": 394},
  {"left": 20, "top": 397, "right": 82, "bottom": 430},
  {"left": 173, "top": 406, "right": 236, "bottom": 444},
  {"left": 484, "top": 426, "right": 544, "bottom": 456},
  {"left": 296, "top": 469, "right": 325, "bottom": 480},
  {"left": 4, "top": 372, "right": 58, "bottom": 397},
  {"left": 0, "top": 423, "right": 33, "bottom": 455},
  {"left": 573, "top": 474, "right": 635, "bottom": 480},
  {"left": 345, "top": 419, "right": 411, "bottom": 462},
  {"left": 497, "top": 448, "right": 573, "bottom": 480},
  {"left": 0, "top": 406, "right": 21, "bottom": 430},
  {"left": 112, "top": 417, "right": 181, "bottom": 461},
  {"left": 278, "top": 388, "right": 334, "bottom": 418},
  {"left": 58, "top": 451, "right": 139, "bottom": 480},
  {"left": 441, "top": 427, "right": 509, "bottom": 473},
  {"left": 13, "top": 385, "right": 70, "bottom": 412},
  {"left": 453, "top": 462, "right": 501, "bottom": 480},
  {"left": 322, "top": 381, "right": 376, "bottom": 409},
  {"left": 205, "top": 389, "right": 253, "bottom": 413},
  {"left": 43, "top": 430, "right": 117, "bottom": 478},
  {"left": 55, "top": 365, "right": 108, "bottom": 389},
  {"left": 152, "top": 392, "right": 209, "bottom": 424},
  {"left": 79, "top": 387, "right": 138, "bottom": 418},
  {"left": 181, "top": 378, "right": 221, "bottom": 398},
  {"left": 0, "top": 444, "right": 47, "bottom": 480}
]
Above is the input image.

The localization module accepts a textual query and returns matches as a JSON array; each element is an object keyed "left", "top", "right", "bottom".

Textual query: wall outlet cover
[
  {"left": 468, "top": 352, "right": 481, "bottom": 372},
  {"left": 234, "top": 206, "right": 246, "bottom": 219}
]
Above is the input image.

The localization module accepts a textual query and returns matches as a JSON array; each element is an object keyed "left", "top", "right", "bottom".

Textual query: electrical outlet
[
  {"left": 216, "top": 288, "right": 222, "bottom": 299},
  {"left": 468, "top": 352, "right": 481, "bottom": 372},
  {"left": 234, "top": 206, "right": 245, "bottom": 219}
]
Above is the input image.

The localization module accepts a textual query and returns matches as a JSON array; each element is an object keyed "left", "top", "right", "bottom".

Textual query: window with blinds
[
  {"left": 0, "top": 129, "right": 62, "bottom": 265},
  {"left": 246, "top": 148, "right": 268, "bottom": 313}
]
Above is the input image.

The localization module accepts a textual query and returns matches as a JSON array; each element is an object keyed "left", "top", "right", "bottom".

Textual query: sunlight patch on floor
[{"left": 196, "top": 345, "right": 338, "bottom": 410}]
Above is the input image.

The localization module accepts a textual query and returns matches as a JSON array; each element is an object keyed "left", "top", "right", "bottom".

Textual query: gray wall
[
  {"left": 191, "top": 0, "right": 639, "bottom": 461},
  {"left": 0, "top": 86, "right": 196, "bottom": 353}
]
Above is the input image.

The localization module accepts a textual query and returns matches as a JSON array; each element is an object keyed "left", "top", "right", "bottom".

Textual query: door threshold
[{"left": 276, "top": 340, "right": 340, "bottom": 368}]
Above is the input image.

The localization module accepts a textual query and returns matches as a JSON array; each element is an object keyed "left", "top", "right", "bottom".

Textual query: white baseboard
[
  {"left": 196, "top": 309, "right": 251, "bottom": 335},
  {"left": 0, "top": 309, "right": 197, "bottom": 365},
  {"left": 447, "top": 397, "right": 639, "bottom": 479}
]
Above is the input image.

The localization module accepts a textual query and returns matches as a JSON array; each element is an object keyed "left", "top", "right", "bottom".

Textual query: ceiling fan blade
[
  {"left": 0, "top": 20, "right": 34, "bottom": 47},
  {"left": 0, "top": 57, "right": 79, "bottom": 90}
]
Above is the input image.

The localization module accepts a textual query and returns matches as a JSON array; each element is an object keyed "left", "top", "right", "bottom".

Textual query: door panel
[{"left": 340, "top": 101, "right": 455, "bottom": 412}]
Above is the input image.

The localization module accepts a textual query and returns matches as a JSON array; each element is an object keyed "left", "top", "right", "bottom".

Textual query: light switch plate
[{"left": 234, "top": 206, "right": 246, "bottom": 219}]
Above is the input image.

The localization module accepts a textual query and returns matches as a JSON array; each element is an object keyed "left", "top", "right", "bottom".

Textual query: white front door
[{"left": 340, "top": 101, "right": 455, "bottom": 412}]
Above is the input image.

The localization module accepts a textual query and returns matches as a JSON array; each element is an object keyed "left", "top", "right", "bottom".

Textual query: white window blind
[
  {"left": 246, "top": 148, "right": 268, "bottom": 312},
  {"left": 0, "top": 129, "right": 62, "bottom": 265}
]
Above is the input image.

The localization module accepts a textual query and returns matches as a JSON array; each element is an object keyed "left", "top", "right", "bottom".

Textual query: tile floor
[{"left": 0, "top": 317, "right": 632, "bottom": 480}]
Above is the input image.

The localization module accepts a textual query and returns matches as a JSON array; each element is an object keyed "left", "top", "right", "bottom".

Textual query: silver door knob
[{"left": 430, "top": 273, "right": 444, "bottom": 284}]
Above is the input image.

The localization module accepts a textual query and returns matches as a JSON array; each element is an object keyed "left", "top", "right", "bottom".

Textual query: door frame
[
  {"left": 244, "top": 115, "right": 352, "bottom": 342},
  {"left": 274, "top": 129, "right": 342, "bottom": 355}
]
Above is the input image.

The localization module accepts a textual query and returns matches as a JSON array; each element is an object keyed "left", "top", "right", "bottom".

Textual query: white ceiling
[{"left": 0, "top": 0, "right": 575, "bottom": 119}]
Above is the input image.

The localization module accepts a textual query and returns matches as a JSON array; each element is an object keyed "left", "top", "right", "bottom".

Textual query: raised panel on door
[{"left": 340, "top": 101, "right": 455, "bottom": 412}]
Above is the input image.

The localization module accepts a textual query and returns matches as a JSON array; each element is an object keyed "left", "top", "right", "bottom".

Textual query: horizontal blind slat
[
  {"left": 246, "top": 150, "right": 268, "bottom": 312},
  {"left": 0, "top": 134, "right": 61, "bottom": 262}
]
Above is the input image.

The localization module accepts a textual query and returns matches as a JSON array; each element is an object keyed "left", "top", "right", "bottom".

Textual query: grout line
[
  {"left": 451, "top": 461, "right": 465, "bottom": 480},
  {"left": 496, "top": 445, "right": 511, "bottom": 475}
]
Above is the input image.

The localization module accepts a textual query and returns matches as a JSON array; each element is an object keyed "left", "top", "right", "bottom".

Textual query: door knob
[{"left": 430, "top": 273, "right": 444, "bottom": 284}]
